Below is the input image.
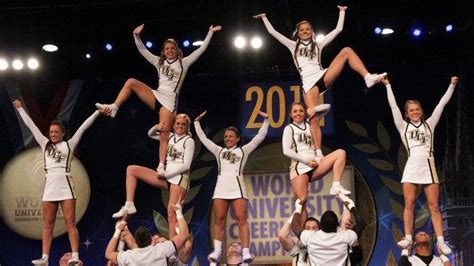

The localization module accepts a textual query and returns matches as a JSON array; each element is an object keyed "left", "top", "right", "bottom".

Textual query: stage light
[
  {"left": 105, "top": 43, "right": 113, "bottom": 51},
  {"left": 12, "top": 59, "right": 24, "bottom": 70},
  {"left": 234, "top": 36, "right": 246, "bottom": 49},
  {"left": 381, "top": 28, "right": 394, "bottom": 35},
  {"left": 445, "top": 24, "right": 453, "bottom": 32},
  {"left": 315, "top": 34, "right": 325, "bottom": 42},
  {"left": 27, "top": 58, "right": 39, "bottom": 70},
  {"left": 183, "top": 40, "right": 190, "bottom": 47},
  {"left": 0, "top": 58, "right": 8, "bottom": 71},
  {"left": 192, "top": 40, "right": 203, "bottom": 46},
  {"left": 374, "top": 27, "right": 382, "bottom": 35},
  {"left": 412, "top": 28, "right": 422, "bottom": 37},
  {"left": 42, "top": 44, "right": 58, "bottom": 52},
  {"left": 250, "top": 37, "right": 262, "bottom": 49},
  {"left": 84, "top": 53, "right": 92, "bottom": 59},
  {"left": 146, "top": 41, "right": 153, "bottom": 48}
]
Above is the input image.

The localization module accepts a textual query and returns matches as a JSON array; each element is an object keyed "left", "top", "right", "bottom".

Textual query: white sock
[
  {"left": 364, "top": 73, "right": 372, "bottom": 79},
  {"left": 405, "top": 235, "right": 413, "bottom": 241},
  {"left": 243, "top": 247, "right": 250, "bottom": 256},
  {"left": 213, "top": 239, "right": 222, "bottom": 253},
  {"left": 125, "top": 201, "right": 134, "bottom": 207},
  {"left": 332, "top": 181, "right": 341, "bottom": 187},
  {"left": 437, "top": 236, "right": 445, "bottom": 244},
  {"left": 71, "top": 252, "right": 79, "bottom": 259},
  {"left": 42, "top": 254, "right": 49, "bottom": 260}
]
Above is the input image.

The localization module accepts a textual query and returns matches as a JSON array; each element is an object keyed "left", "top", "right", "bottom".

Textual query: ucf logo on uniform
[
  {"left": 408, "top": 129, "right": 429, "bottom": 144},
  {"left": 160, "top": 65, "right": 177, "bottom": 81},
  {"left": 297, "top": 132, "right": 312, "bottom": 145},
  {"left": 222, "top": 151, "right": 241, "bottom": 164},
  {"left": 46, "top": 147, "right": 65, "bottom": 163},
  {"left": 168, "top": 145, "right": 183, "bottom": 160}
]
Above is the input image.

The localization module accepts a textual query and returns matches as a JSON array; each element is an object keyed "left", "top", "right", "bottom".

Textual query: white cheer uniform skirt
[
  {"left": 43, "top": 172, "right": 76, "bottom": 201},
  {"left": 401, "top": 157, "right": 439, "bottom": 184},
  {"left": 212, "top": 174, "right": 248, "bottom": 200}
]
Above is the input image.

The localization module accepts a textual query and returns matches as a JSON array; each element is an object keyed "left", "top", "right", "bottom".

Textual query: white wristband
[
  {"left": 113, "top": 229, "right": 121, "bottom": 239},
  {"left": 440, "top": 255, "right": 449, "bottom": 263},
  {"left": 176, "top": 209, "right": 184, "bottom": 220},
  {"left": 401, "top": 249, "right": 409, "bottom": 256},
  {"left": 287, "top": 214, "right": 294, "bottom": 224}
]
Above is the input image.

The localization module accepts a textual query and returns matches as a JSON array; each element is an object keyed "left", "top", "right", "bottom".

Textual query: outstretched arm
[
  {"left": 242, "top": 112, "right": 269, "bottom": 154},
  {"left": 12, "top": 100, "right": 48, "bottom": 148},
  {"left": 318, "top": 6, "right": 346, "bottom": 48},
  {"left": 382, "top": 76, "right": 406, "bottom": 135},
  {"left": 183, "top": 25, "right": 221, "bottom": 67},
  {"left": 133, "top": 24, "right": 160, "bottom": 66},
  {"left": 254, "top": 13, "right": 295, "bottom": 50},
  {"left": 278, "top": 211, "right": 298, "bottom": 252},
  {"left": 68, "top": 110, "right": 101, "bottom": 150},
  {"left": 164, "top": 138, "right": 195, "bottom": 178},
  {"left": 193, "top": 111, "right": 222, "bottom": 156},
  {"left": 426, "top": 76, "right": 458, "bottom": 129}
]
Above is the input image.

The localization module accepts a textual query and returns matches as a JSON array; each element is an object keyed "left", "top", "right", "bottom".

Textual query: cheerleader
[
  {"left": 282, "top": 102, "right": 351, "bottom": 226},
  {"left": 112, "top": 114, "right": 194, "bottom": 242},
  {"left": 96, "top": 24, "right": 221, "bottom": 177},
  {"left": 194, "top": 110, "right": 269, "bottom": 263},
  {"left": 382, "top": 75, "right": 459, "bottom": 255},
  {"left": 254, "top": 6, "right": 385, "bottom": 161},
  {"left": 12, "top": 100, "right": 103, "bottom": 265}
]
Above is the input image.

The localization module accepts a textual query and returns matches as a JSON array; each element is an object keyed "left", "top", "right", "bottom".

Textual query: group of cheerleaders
[{"left": 13, "top": 5, "right": 459, "bottom": 265}]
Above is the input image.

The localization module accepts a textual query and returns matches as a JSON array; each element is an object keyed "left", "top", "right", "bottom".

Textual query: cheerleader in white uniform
[
  {"left": 282, "top": 102, "right": 351, "bottom": 226},
  {"left": 112, "top": 114, "right": 194, "bottom": 240},
  {"left": 194, "top": 110, "right": 269, "bottom": 263},
  {"left": 12, "top": 100, "right": 103, "bottom": 265},
  {"left": 382, "top": 75, "right": 459, "bottom": 255},
  {"left": 96, "top": 24, "right": 221, "bottom": 177},
  {"left": 254, "top": 6, "right": 386, "bottom": 161}
]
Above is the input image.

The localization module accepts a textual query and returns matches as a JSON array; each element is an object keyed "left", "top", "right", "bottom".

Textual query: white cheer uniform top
[
  {"left": 261, "top": 11, "right": 345, "bottom": 92},
  {"left": 194, "top": 119, "right": 269, "bottom": 199}
]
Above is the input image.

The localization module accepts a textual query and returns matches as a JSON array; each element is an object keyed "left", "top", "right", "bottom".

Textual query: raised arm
[
  {"left": 242, "top": 112, "right": 269, "bottom": 154},
  {"left": 133, "top": 24, "right": 160, "bottom": 66},
  {"left": 426, "top": 76, "right": 458, "bottom": 129},
  {"left": 164, "top": 138, "right": 195, "bottom": 178},
  {"left": 193, "top": 111, "right": 222, "bottom": 156},
  {"left": 382, "top": 76, "right": 406, "bottom": 135},
  {"left": 318, "top": 6, "right": 346, "bottom": 48},
  {"left": 13, "top": 100, "right": 48, "bottom": 148},
  {"left": 282, "top": 126, "right": 312, "bottom": 165},
  {"left": 278, "top": 211, "right": 298, "bottom": 252},
  {"left": 105, "top": 218, "right": 128, "bottom": 264},
  {"left": 170, "top": 201, "right": 190, "bottom": 251},
  {"left": 254, "top": 13, "right": 295, "bottom": 50},
  {"left": 182, "top": 25, "right": 221, "bottom": 67},
  {"left": 68, "top": 110, "right": 100, "bottom": 151}
]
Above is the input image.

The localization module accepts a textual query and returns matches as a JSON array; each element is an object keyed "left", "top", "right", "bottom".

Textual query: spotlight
[
  {"left": 445, "top": 24, "right": 453, "bottom": 32},
  {"left": 381, "top": 28, "right": 394, "bottom": 35},
  {"left": 374, "top": 27, "right": 382, "bottom": 35},
  {"left": 42, "top": 44, "right": 58, "bottom": 52},
  {"left": 27, "top": 58, "right": 39, "bottom": 70},
  {"left": 192, "top": 40, "right": 203, "bottom": 46},
  {"left": 234, "top": 36, "right": 246, "bottom": 49},
  {"left": 12, "top": 59, "right": 24, "bottom": 70},
  {"left": 85, "top": 53, "right": 92, "bottom": 59},
  {"left": 315, "top": 34, "right": 325, "bottom": 42},
  {"left": 250, "top": 37, "right": 262, "bottom": 49},
  {"left": 146, "top": 41, "right": 153, "bottom": 48},
  {"left": 412, "top": 28, "right": 422, "bottom": 37},
  {"left": 105, "top": 43, "right": 113, "bottom": 51},
  {"left": 0, "top": 58, "right": 8, "bottom": 71},
  {"left": 183, "top": 40, "right": 190, "bottom": 47}
]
